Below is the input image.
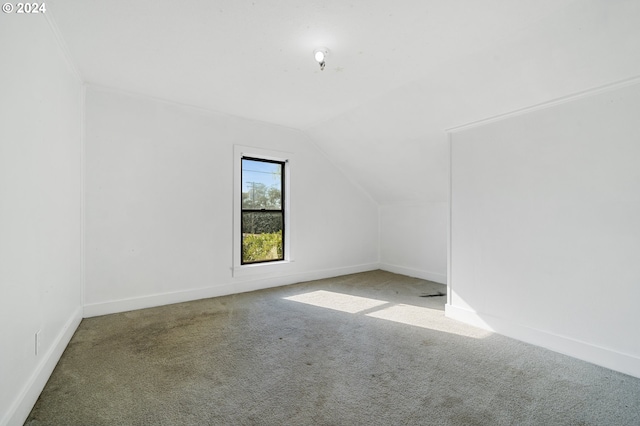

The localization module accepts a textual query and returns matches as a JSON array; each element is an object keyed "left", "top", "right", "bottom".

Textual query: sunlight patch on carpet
[
  {"left": 284, "top": 290, "right": 491, "bottom": 339},
  {"left": 366, "top": 304, "right": 492, "bottom": 338},
  {"left": 283, "top": 290, "right": 388, "bottom": 313}
]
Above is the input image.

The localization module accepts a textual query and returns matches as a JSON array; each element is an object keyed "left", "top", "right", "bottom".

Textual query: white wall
[
  {"left": 83, "top": 87, "right": 379, "bottom": 316},
  {"left": 447, "top": 79, "right": 640, "bottom": 378},
  {"left": 0, "top": 14, "right": 83, "bottom": 426},
  {"left": 379, "top": 203, "right": 447, "bottom": 284}
]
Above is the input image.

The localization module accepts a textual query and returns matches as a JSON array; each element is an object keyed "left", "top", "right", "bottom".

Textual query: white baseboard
[
  {"left": 379, "top": 263, "right": 447, "bottom": 284},
  {"left": 83, "top": 263, "right": 380, "bottom": 318},
  {"left": 3, "top": 306, "right": 83, "bottom": 426},
  {"left": 445, "top": 303, "right": 640, "bottom": 379}
]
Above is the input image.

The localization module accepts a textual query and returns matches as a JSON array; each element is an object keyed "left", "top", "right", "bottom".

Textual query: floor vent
[{"left": 419, "top": 291, "right": 446, "bottom": 298}]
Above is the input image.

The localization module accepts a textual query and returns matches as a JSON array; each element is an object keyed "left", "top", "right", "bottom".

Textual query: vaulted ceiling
[{"left": 50, "top": 0, "right": 640, "bottom": 204}]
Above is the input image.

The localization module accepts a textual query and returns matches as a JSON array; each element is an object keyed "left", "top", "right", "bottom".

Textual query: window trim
[{"left": 233, "top": 145, "right": 292, "bottom": 277}]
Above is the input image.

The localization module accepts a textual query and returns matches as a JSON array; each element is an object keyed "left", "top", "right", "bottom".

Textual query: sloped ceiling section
[
  {"left": 305, "top": 0, "right": 640, "bottom": 204},
  {"left": 50, "top": 0, "right": 640, "bottom": 204}
]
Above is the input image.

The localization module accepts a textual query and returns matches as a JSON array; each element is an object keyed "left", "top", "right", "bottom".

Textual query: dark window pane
[
  {"left": 242, "top": 212, "right": 283, "bottom": 263},
  {"left": 242, "top": 159, "right": 282, "bottom": 210},
  {"left": 242, "top": 211, "right": 283, "bottom": 234}
]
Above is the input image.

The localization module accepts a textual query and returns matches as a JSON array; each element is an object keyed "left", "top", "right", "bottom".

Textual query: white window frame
[{"left": 233, "top": 145, "right": 293, "bottom": 277}]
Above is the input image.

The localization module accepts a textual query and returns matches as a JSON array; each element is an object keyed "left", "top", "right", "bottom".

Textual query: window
[
  {"left": 241, "top": 157, "right": 285, "bottom": 264},
  {"left": 233, "top": 145, "right": 292, "bottom": 275}
]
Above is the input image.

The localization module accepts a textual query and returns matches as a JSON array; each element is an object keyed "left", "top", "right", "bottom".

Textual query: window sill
[{"left": 232, "top": 260, "right": 293, "bottom": 278}]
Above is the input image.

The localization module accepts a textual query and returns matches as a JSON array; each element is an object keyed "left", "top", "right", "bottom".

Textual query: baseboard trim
[
  {"left": 83, "top": 263, "right": 380, "bottom": 318},
  {"left": 3, "top": 306, "right": 83, "bottom": 426},
  {"left": 445, "top": 303, "right": 640, "bottom": 379},
  {"left": 379, "top": 263, "right": 447, "bottom": 284}
]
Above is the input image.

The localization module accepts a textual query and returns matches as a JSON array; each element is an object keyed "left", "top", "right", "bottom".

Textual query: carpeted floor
[{"left": 26, "top": 271, "right": 640, "bottom": 425}]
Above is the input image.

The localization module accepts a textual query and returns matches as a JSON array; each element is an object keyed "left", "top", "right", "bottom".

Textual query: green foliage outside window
[{"left": 242, "top": 231, "right": 283, "bottom": 263}]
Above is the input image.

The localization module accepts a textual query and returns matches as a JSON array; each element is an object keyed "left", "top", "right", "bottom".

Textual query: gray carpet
[{"left": 26, "top": 271, "right": 640, "bottom": 425}]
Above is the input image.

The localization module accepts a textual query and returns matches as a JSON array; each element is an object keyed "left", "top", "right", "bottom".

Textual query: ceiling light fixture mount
[{"left": 314, "top": 47, "right": 329, "bottom": 71}]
